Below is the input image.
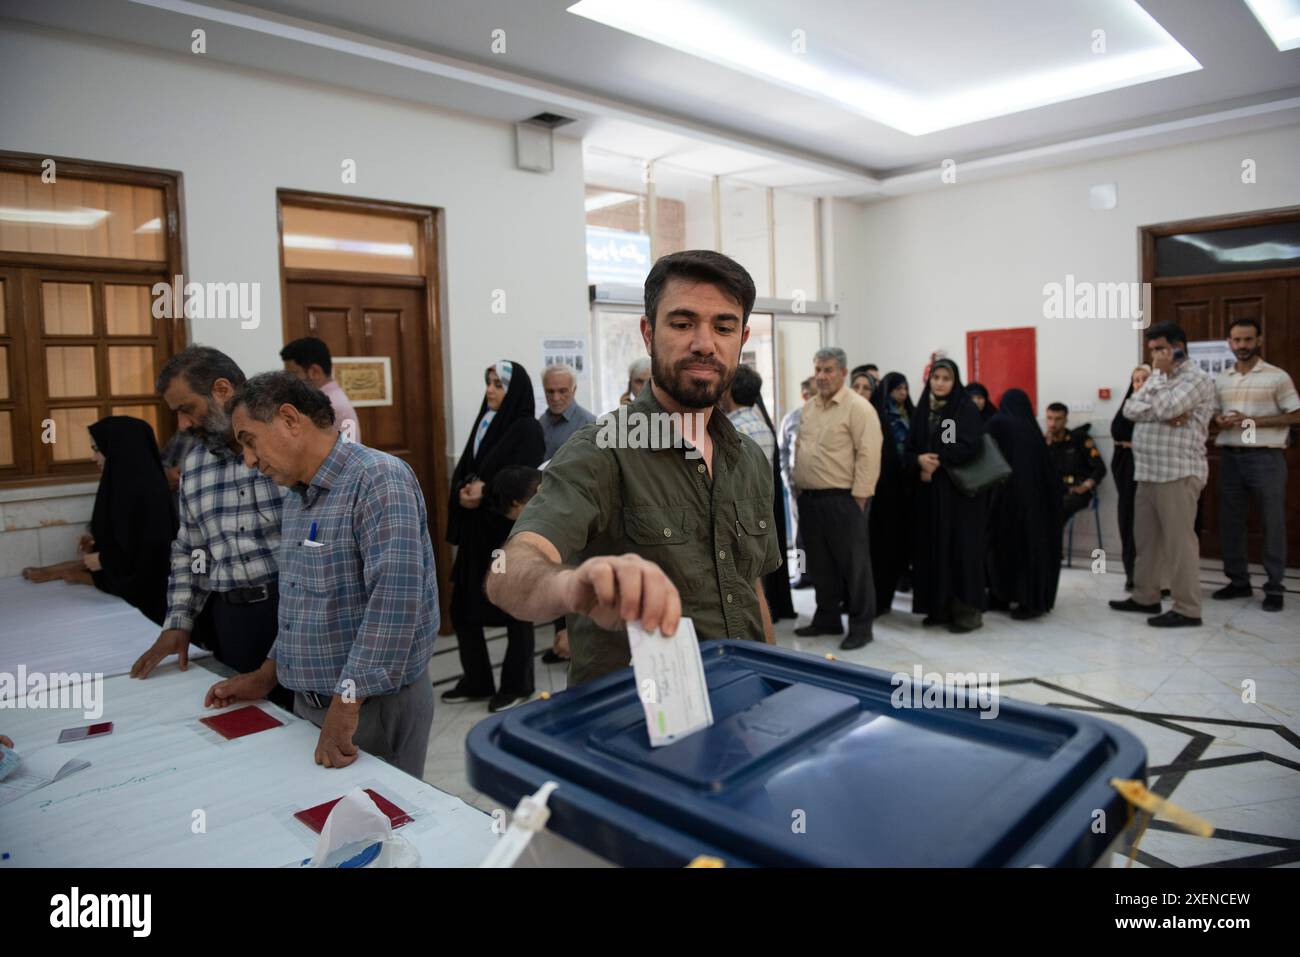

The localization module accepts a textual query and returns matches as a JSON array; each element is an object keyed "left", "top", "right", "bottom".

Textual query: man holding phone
[{"left": 1111, "top": 321, "right": 1217, "bottom": 627}]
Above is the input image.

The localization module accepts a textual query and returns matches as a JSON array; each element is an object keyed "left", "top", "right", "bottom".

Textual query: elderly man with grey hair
[
  {"left": 620, "top": 356, "right": 652, "bottom": 406},
  {"left": 539, "top": 363, "right": 596, "bottom": 461},
  {"left": 792, "top": 346, "right": 883, "bottom": 649}
]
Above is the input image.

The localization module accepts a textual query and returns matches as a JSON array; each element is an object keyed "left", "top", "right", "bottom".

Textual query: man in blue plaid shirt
[
  {"left": 203, "top": 372, "right": 438, "bottom": 777},
  {"left": 131, "top": 347, "right": 288, "bottom": 707}
]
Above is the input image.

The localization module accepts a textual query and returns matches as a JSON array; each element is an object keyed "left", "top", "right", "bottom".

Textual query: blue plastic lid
[{"left": 467, "top": 640, "right": 1147, "bottom": 867}]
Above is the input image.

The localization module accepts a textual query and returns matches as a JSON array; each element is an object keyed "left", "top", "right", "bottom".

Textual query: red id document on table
[
  {"left": 199, "top": 705, "right": 284, "bottom": 740},
  {"left": 293, "top": 789, "right": 414, "bottom": 833}
]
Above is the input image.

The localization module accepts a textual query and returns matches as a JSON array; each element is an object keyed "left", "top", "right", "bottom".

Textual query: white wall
[{"left": 0, "top": 22, "right": 591, "bottom": 457}]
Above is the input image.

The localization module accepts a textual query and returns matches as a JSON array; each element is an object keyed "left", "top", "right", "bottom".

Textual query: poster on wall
[
  {"left": 541, "top": 336, "right": 588, "bottom": 376},
  {"left": 334, "top": 356, "right": 393, "bottom": 407},
  {"left": 1187, "top": 340, "right": 1236, "bottom": 377}
]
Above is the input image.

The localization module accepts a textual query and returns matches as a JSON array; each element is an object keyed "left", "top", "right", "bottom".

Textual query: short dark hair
[
  {"left": 1047, "top": 402, "right": 1069, "bottom": 415},
  {"left": 228, "top": 371, "right": 335, "bottom": 429},
  {"left": 730, "top": 364, "right": 763, "bottom": 407},
  {"left": 1228, "top": 317, "right": 1261, "bottom": 336},
  {"left": 1145, "top": 321, "right": 1188, "bottom": 348},
  {"left": 643, "top": 250, "right": 756, "bottom": 328},
  {"left": 492, "top": 465, "right": 542, "bottom": 514},
  {"left": 865, "top": 364, "right": 879, "bottom": 373},
  {"left": 280, "top": 337, "right": 333, "bottom": 376},
  {"left": 156, "top": 345, "right": 246, "bottom": 396}
]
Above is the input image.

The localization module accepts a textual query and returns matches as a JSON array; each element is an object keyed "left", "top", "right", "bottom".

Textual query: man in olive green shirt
[{"left": 486, "top": 250, "right": 781, "bottom": 685}]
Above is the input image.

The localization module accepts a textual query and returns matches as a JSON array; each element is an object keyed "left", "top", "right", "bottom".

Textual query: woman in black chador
[
  {"left": 987, "top": 389, "right": 1063, "bottom": 619},
  {"left": 905, "top": 359, "right": 990, "bottom": 633},
  {"left": 444, "top": 360, "right": 545, "bottom": 713},
  {"left": 870, "top": 371, "right": 915, "bottom": 616}
]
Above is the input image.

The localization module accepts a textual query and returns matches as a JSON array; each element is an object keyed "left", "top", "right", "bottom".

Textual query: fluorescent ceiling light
[
  {"left": 1243, "top": 0, "right": 1300, "bottom": 50},
  {"left": 283, "top": 234, "right": 414, "bottom": 258},
  {"left": 568, "top": 0, "right": 1202, "bottom": 135},
  {"left": 584, "top": 191, "right": 639, "bottom": 211},
  {"left": 135, "top": 217, "right": 162, "bottom": 233},
  {"left": 1179, "top": 234, "right": 1300, "bottom": 263},
  {"left": 0, "top": 207, "right": 110, "bottom": 227}
]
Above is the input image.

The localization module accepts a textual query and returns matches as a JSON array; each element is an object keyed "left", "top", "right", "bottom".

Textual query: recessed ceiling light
[
  {"left": 1243, "top": 0, "right": 1300, "bottom": 51},
  {"left": 283, "top": 234, "right": 415, "bottom": 258},
  {"left": 568, "top": 0, "right": 1202, "bottom": 135},
  {"left": 0, "top": 207, "right": 110, "bottom": 227}
]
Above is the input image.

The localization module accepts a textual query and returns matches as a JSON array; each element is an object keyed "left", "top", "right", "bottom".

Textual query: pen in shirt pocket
[{"left": 304, "top": 520, "right": 325, "bottom": 548}]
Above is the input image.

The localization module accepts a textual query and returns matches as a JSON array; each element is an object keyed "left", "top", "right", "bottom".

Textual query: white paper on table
[
  {"left": 627, "top": 617, "right": 714, "bottom": 748},
  {"left": 309, "top": 786, "right": 393, "bottom": 868},
  {"left": 0, "top": 745, "right": 90, "bottom": 806}
]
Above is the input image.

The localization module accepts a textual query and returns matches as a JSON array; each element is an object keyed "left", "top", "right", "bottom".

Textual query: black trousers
[
  {"left": 193, "top": 591, "right": 293, "bottom": 711},
  {"left": 1112, "top": 447, "right": 1137, "bottom": 582},
  {"left": 799, "top": 491, "right": 874, "bottom": 638},
  {"left": 453, "top": 617, "right": 535, "bottom": 698}
]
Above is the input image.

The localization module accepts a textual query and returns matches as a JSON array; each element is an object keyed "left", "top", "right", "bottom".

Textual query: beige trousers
[{"left": 1133, "top": 476, "right": 1205, "bottom": 618}]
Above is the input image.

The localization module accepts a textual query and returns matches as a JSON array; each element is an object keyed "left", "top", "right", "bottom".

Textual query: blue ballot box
[{"left": 466, "top": 640, "right": 1147, "bottom": 867}]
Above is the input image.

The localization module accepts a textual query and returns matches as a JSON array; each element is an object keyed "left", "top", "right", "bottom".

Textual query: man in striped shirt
[
  {"left": 1111, "top": 321, "right": 1217, "bottom": 627},
  {"left": 1211, "top": 318, "right": 1300, "bottom": 612},
  {"left": 204, "top": 372, "right": 437, "bottom": 777},
  {"left": 131, "top": 347, "right": 287, "bottom": 707}
]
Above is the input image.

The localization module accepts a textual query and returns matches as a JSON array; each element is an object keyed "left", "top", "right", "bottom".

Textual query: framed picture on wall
[{"left": 333, "top": 356, "right": 393, "bottom": 407}]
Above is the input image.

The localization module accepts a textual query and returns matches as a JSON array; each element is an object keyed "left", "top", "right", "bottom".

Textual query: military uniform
[{"left": 1047, "top": 424, "right": 1107, "bottom": 517}]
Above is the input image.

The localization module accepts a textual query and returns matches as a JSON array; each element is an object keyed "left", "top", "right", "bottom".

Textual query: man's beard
[
  {"left": 1234, "top": 346, "right": 1260, "bottom": 361},
  {"left": 189, "top": 401, "right": 232, "bottom": 451},
  {"left": 650, "top": 343, "right": 735, "bottom": 409}
]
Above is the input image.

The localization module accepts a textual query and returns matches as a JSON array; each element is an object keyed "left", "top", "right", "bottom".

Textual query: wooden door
[
  {"left": 1150, "top": 277, "right": 1300, "bottom": 564},
  {"left": 285, "top": 280, "right": 452, "bottom": 628}
]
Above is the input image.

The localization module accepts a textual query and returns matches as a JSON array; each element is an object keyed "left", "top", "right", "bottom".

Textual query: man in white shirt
[
  {"left": 1211, "top": 318, "right": 1300, "bottom": 612},
  {"left": 280, "top": 337, "right": 361, "bottom": 445}
]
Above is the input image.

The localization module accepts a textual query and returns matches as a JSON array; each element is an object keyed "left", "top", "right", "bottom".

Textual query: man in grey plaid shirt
[
  {"left": 131, "top": 347, "right": 288, "bottom": 707},
  {"left": 1111, "top": 321, "right": 1217, "bottom": 627},
  {"left": 203, "top": 372, "right": 437, "bottom": 777}
]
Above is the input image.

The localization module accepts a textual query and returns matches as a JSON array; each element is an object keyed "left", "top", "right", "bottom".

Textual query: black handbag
[{"left": 946, "top": 434, "right": 1012, "bottom": 497}]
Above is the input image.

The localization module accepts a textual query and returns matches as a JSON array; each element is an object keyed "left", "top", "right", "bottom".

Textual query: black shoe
[
  {"left": 1109, "top": 598, "right": 1161, "bottom": 614},
  {"left": 840, "top": 633, "right": 872, "bottom": 650},
  {"left": 441, "top": 684, "right": 491, "bottom": 703},
  {"left": 1212, "top": 583, "right": 1252, "bottom": 601},
  {"left": 1263, "top": 593, "right": 1284, "bottom": 612},
  {"left": 987, "top": 595, "right": 1011, "bottom": 612},
  {"left": 948, "top": 621, "right": 982, "bottom": 634},
  {"left": 794, "top": 623, "right": 843, "bottom": 638},
  {"left": 1011, "top": 606, "right": 1044, "bottom": 620},
  {"left": 488, "top": 691, "right": 531, "bottom": 713},
  {"left": 541, "top": 650, "right": 570, "bottom": 664},
  {"left": 1147, "top": 610, "right": 1202, "bottom": 628}
]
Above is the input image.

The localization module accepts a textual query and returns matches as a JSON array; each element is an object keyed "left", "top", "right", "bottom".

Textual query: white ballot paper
[
  {"left": 627, "top": 617, "right": 714, "bottom": 748},
  {"left": 0, "top": 746, "right": 90, "bottom": 806}
]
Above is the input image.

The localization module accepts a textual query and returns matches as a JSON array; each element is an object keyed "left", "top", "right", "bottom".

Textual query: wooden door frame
[
  {"left": 0, "top": 151, "right": 187, "bottom": 489},
  {"left": 1139, "top": 204, "right": 1300, "bottom": 357},
  {"left": 275, "top": 189, "right": 453, "bottom": 632}
]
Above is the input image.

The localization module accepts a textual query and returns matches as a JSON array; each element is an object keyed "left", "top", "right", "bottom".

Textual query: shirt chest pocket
[
  {"left": 734, "top": 498, "right": 774, "bottom": 581},
  {"left": 622, "top": 506, "right": 699, "bottom": 591},
  {"left": 284, "top": 541, "right": 355, "bottom": 624}
]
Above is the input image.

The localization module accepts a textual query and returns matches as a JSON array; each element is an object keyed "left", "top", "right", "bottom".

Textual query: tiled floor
[{"left": 424, "top": 563, "right": 1300, "bottom": 867}]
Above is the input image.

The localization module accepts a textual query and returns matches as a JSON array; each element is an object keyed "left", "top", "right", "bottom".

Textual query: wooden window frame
[{"left": 0, "top": 152, "right": 186, "bottom": 489}]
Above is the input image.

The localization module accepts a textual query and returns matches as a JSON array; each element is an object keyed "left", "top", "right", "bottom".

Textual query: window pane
[
  {"left": 281, "top": 205, "right": 421, "bottom": 275},
  {"left": 109, "top": 345, "right": 154, "bottom": 395},
  {"left": 0, "top": 172, "right": 165, "bottom": 260},
  {"left": 42, "top": 282, "right": 95, "bottom": 335},
  {"left": 654, "top": 164, "right": 716, "bottom": 257},
  {"left": 777, "top": 319, "right": 823, "bottom": 420},
  {"left": 1155, "top": 221, "right": 1300, "bottom": 277},
  {"left": 0, "top": 279, "right": 6, "bottom": 334},
  {"left": 106, "top": 284, "right": 154, "bottom": 335},
  {"left": 594, "top": 309, "right": 647, "bottom": 414},
  {"left": 0, "top": 410, "right": 11, "bottom": 467},
  {"left": 720, "top": 181, "right": 771, "bottom": 297},
  {"left": 585, "top": 151, "right": 652, "bottom": 286},
  {"left": 46, "top": 346, "right": 97, "bottom": 397},
  {"left": 111, "top": 404, "right": 159, "bottom": 439},
  {"left": 0, "top": 344, "right": 8, "bottom": 400},
  {"left": 773, "top": 192, "right": 818, "bottom": 300},
  {"left": 739, "top": 313, "right": 776, "bottom": 418},
  {"left": 49, "top": 407, "right": 99, "bottom": 461}
]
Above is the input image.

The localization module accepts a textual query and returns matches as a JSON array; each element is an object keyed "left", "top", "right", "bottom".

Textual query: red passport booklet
[
  {"left": 293, "top": 789, "right": 414, "bottom": 834},
  {"left": 199, "top": 705, "right": 284, "bottom": 740}
]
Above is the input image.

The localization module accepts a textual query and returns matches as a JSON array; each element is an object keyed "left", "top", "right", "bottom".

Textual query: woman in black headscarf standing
[
  {"left": 986, "top": 389, "right": 1063, "bottom": 619},
  {"left": 444, "top": 360, "right": 545, "bottom": 713},
  {"left": 23, "top": 416, "right": 177, "bottom": 624},
  {"left": 870, "top": 372, "right": 915, "bottom": 616},
  {"left": 965, "top": 382, "right": 998, "bottom": 423},
  {"left": 905, "top": 359, "right": 990, "bottom": 633},
  {"left": 1110, "top": 364, "right": 1151, "bottom": 590}
]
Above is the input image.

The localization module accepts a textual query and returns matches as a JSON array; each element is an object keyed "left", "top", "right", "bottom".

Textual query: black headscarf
[
  {"left": 987, "top": 389, "right": 1063, "bottom": 611},
  {"left": 752, "top": 394, "right": 795, "bottom": 620},
  {"left": 965, "top": 382, "right": 998, "bottom": 422},
  {"left": 873, "top": 371, "right": 913, "bottom": 455},
  {"left": 910, "top": 358, "right": 976, "bottom": 448},
  {"left": 1110, "top": 368, "right": 1149, "bottom": 444},
  {"left": 87, "top": 416, "right": 177, "bottom": 624},
  {"left": 448, "top": 360, "right": 545, "bottom": 547}
]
